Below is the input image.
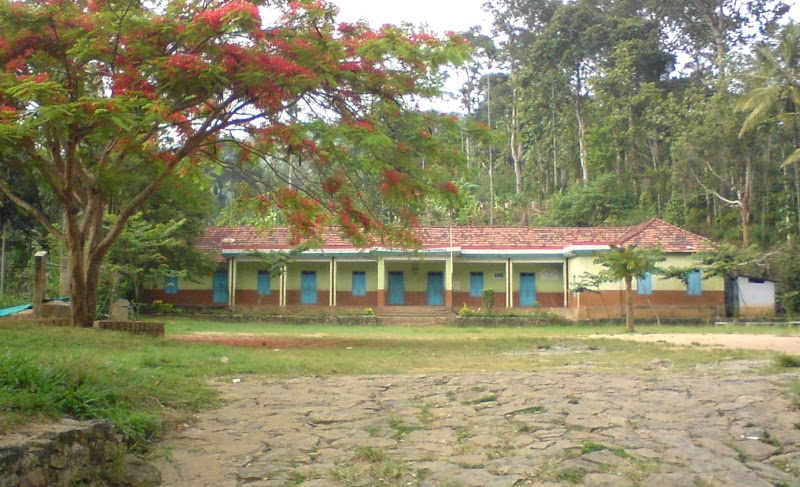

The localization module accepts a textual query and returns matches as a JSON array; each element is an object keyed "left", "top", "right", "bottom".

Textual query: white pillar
[
  {"left": 230, "top": 257, "right": 238, "bottom": 309},
  {"left": 505, "top": 259, "right": 511, "bottom": 308},
  {"left": 227, "top": 258, "right": 234, "bottom": 309},
  {"left": 280, "top": 265, "right": 287, "bottom": 307},
  {"left": 377, "top": 257, "right": 386, "bottom": 307},
  {"left": 445, "top": 254, "right": 453, "bottom": 308},
  {"left": 329, "top": 257, "right": 336, "bottom": 307}
]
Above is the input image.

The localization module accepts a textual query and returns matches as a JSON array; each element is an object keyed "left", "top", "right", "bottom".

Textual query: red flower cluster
[
  {"left": 194, "top": 0, "right": 260, "bottom": 31},
  {"left": 438, "top": 181, "right": 458, "bottom": 195}
]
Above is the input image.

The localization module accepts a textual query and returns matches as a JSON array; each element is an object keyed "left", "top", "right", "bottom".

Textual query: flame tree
[{"left": 0, "top": 0, "right": 469, "bottom": 326}]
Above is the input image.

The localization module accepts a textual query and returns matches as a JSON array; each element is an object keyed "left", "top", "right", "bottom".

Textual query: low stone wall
[
  {"left": 573, "top": 305, "right": 724, "bottom": 323},
  {"left": 93, "top": 320, "right": 165, "bottom": 336},
  {"left": 0, "top": 419, "right": 160, "bottom": 487},
  {"left": 455, "top": 313, "right": 571, "bottom": 327},
  {"left": 149, "top": 312, "right": 378, "bottom": 326}
]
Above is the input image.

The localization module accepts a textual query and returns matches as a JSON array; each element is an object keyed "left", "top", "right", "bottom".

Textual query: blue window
[
  {"left": 352, "top": 271, "right": 366, "bottom": 296},
  {"left": 470, "top": 272, "right": 484, "bottom": 297},
  {"left": 636, "top": 273, "right": 652, "bottom": 296},
  {"left": 164, "top": 276, "right": 178, "bottom": 295},
  {"left": 257, "top": 270, "right": 271, "bottom": 295},
  {"left": 687, "top": 270, "right": 702, "bottom": 296}
]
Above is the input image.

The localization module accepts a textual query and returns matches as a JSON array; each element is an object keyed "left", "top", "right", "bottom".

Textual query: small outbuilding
[{"left": 726, "top": 276, "right": 776, "bottom": 318}]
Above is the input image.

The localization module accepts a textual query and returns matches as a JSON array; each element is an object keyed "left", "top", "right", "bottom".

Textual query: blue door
[
  {"left": 427, "top": 272, "right": 444, "bottom": 305},
  {"left": 388, "top": 271, "right": 405, "bottom": 305},
  {"left": 470, "top": 272, "right": 484, "bottom": 297},
  {"left": 213, "top": 271, "right": 228, "bottom": 304},
  {"left": 301, "top": 271, "right": 317, "bottom": 304},
  {"left": 519, "top": 273, "right": 537, "bottom": 307}
]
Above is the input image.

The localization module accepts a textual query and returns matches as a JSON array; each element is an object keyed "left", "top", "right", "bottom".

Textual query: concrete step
[
  {"left": 376, "top": 315, "right": 455, "bottom": 326},
  {"left": 377, "top": 306, "right": 453, "bottom": 317}
]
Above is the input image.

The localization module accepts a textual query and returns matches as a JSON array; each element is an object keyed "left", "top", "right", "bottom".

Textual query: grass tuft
[
  {"left": 581, "top": 441, "right": 607, "bottom": 454},
  {"left": 354, "top": 446, "right": 387, "bottom": 462},
  {"left": 775, "top": 355, "right": 800, "bottom": 368}
]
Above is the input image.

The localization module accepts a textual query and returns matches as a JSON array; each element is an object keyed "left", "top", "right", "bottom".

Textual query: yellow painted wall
[
  {"left": 234, "top": 264, "right": 280, "bottom": 291},
  {"left": 176, "top": 273, "right": 214, "bottom": 291},
  {"left": 569, "top": 254, "right": 724, "bottom": 292},
  {"left": 512, "top": 264, "right": 563, "bottom": 292},
  {"left": 384, "top": 261, "right": 447, "bottom": 292},
  {"left": 286, "top": 262, "right": 330, "bottom": 291},
  {"left": 452, "top": 263, "right": 505, "bottom": 293},
  {"left": 335, "top": 262, "right": 378, "bottom": 292}
]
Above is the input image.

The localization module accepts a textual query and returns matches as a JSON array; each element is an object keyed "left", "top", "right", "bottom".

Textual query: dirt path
[{"left": 588, "top": 333, "right": 800, "bottom": 355}]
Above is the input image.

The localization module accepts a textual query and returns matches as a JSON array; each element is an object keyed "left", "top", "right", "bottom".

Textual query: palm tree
[
  {"left": 593, "top": 245, "right": 665, "bottom": 332},
  {"left": 738, "top": 23, "right": 800, "bottom": 234}
]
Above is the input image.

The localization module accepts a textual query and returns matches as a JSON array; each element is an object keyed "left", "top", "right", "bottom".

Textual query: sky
[
  {"left": 332, "top": 0, "right": 493, "bottom": 113},
  {"left": 332, "top": 0, "right": 799, "bottom": 32},
  {"left": 331, "top": 0, "right": 493, "bottom": 35}
]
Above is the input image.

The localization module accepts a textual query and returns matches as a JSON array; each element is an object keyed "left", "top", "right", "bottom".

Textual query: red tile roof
[{"left": 198, "top": 218, "right": 714, "bottom": 255}]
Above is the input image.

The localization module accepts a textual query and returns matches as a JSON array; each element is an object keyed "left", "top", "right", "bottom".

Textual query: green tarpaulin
[
  {"left": 0, "top": 303, "right": 32, "bottom": 317},
  {"left": 0, "top": 298, "right": 69, "bottom": 318}
]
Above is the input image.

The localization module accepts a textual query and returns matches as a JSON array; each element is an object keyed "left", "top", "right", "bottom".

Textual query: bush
[
  {"left": 0, "top": 350, "right": 162, "bottom": 444},
  {"left": 482, "top": 290, "right": 495, "bottom": 313},
  {"left": 150, "top": 300, "right": 177, "bottom": 314},
  {"left": 776, "top": 354, "right": 800, "bottom": 368}
]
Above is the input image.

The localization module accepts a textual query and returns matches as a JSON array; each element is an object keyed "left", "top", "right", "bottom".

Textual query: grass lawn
[{"left": 1, "top": 317, "right": 798, "bottom": 450}]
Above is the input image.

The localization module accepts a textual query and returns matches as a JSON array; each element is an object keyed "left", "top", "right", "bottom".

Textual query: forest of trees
[{"left": 2, "top": 0, "right": 800, "bottom": 317}]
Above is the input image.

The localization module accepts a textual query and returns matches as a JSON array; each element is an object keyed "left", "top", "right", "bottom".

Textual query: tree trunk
[
  {"left": 741, "top": 152, "right": 753, "bottom": 247},
  {"left": 68, "top": 242, "right": 92, "bottom": 327},
  {"left": 624, "top": 275, "right": 634, "bottom": 332},
  {"left": 0, "top": 222, "right": 5, "bottom": 297},
  {"left": 574, "top": 65, "right": 589, "bottom": 183},
  {"left": 487, "top": 75, "right": 495, "bottom": 226},
  {"left": 510, "top": 84, "right": 524, "bottom": 196},
  {"left": 64, "top": 191, "right": 113, "bottom": 327}
]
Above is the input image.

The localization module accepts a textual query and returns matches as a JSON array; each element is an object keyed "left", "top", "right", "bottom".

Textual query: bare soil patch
[{"left": 589, "top": 333, "right": 800, "bottom": 354}]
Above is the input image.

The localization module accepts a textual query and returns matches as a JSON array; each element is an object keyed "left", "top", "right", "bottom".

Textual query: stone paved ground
[{"left": 154, "top": 370, "right": 800, "bottom": 487}]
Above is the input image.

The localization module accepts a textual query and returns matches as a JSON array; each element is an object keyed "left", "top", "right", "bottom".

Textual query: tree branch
[{"left": 0, "top": 176, "right": 64, "bottom": 240}]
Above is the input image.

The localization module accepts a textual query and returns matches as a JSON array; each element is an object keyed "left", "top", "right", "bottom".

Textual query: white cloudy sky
[
  {"left": 331, "top": 0, "right": 493, "bottom": 113},
  {"left": 332, "top": 0, "right": 799, "bottom": 33},
  {"left": 331, "top": 0, "right": 492, "bottom": 34}
]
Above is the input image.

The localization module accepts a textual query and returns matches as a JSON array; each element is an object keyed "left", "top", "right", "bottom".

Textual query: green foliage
[
  {"left": 535, "top": 174, "right": 641, "bottom": 227},
  {"left": 775, "top": 242, "right": 800, "bottom": 314},
  {"left": 775, "top": 355, "right": 800, "bottom": 368},
  {"left": 590, "top": 245, "right": 665, "bottom": 331},
  {"left": 581, "top": 441, "right": 607, "bottom": 454},
  {"left": 354, "top": 446, "right": 387, "bottom": 462},
  {"left": 149, "top": 300, "right": 177, "bottom": 315},
  {"left": 104, "top": 212, "right": 215, "bottom": 307},
  {"left": 0, "top": 349, "right": 162, "bottom": 445},
  {"left": 593, "top": 246, "right": 665, "bottom": 284},
  {"left": 695, "top": 244, "right": 762, "bottom": 280},
  {"left": 482, "top": 290, "right": 496, "bottom": 313}
]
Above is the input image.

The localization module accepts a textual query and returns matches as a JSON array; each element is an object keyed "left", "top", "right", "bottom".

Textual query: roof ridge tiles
[{"left": 198, "top": 219, "right": 711, "bottom": 254}]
